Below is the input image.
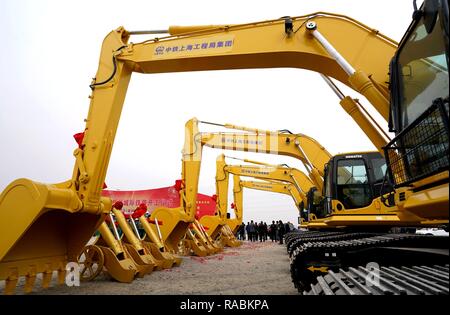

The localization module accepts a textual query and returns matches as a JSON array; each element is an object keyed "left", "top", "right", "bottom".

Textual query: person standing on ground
[
  {"left": 258, "top": 221, "right": 264, "bottom": 242},
  {"left": 263, "top": 222, "right": 268, "bottom": 241},
  {"left": 249, "top": 220, "right": 255, "bottom": 242},
  {"left": 239, "top": 222, "right": 246, "bottom": 240},
  {"left": 275, "top": 220, "right": 280, "bottom": 242},
  {"left": 270, "top": 220, "right": 276, "bottom": 242},
  {"left": 278, "top": 220, "right": 286, "bottom": 244},
  {"left": 246, "top": 222, "right": 251, "bottom": 241},
  {"left": 236, "top": 223, "right": 241, "bottom": 240},
  {"left": 256, "top": 222, "right": 260, "bottom": 242}
]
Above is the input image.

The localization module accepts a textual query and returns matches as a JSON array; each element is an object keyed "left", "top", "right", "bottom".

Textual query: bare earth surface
[{"left": 4, "top": 241, "right": 299, "bottom": 295}]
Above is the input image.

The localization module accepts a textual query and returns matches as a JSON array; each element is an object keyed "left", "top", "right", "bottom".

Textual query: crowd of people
[{"left": 236, "top": 220, "right": 294, "bottom": 244}]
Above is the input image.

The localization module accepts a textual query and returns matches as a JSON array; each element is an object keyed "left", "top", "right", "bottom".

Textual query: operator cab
[{"left": 310, "top": 152, "right": 389, "bottom": 218}]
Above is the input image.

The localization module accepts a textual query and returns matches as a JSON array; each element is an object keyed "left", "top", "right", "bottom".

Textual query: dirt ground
[{"left": 4, "top": 241, "right": 299, "bottom": 295}]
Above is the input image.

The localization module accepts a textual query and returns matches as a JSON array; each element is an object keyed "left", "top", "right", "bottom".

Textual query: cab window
[
  {"left": 336, "top": 159, "right": 372, "bottom": 209},
  {"left": 397, "top": 13, "right": 449, "bottom": 129}
]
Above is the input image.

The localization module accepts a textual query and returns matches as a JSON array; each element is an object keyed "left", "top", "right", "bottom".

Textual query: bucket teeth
[
  {"left": 42, "top": 269, "right": 53, "bottom": 289},
  {"left": 4, "top": 277, "right": 18, "bottom": 295},
  {"left": 24, "top": 267, "right": 37, "bottom": 293}
]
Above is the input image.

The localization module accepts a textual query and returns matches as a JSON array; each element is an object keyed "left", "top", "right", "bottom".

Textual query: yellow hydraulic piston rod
[
  {"left": 95, "top": 221, "right": 140, "bottom": 282},
  {"left": 138, "top": 215, "right": 182, "bottom": 267},
  {"left": 305, "top": 21, "right": 390, "bottom": 120},
  {"left": 126, "top": 25, "right": 231, "bottom": 36},
  {"left": 192, "top": 220, "right": 222, "bottom": 253},
  {"left": 126, "top": 214, "right": 169, "bottom": 269},
  {"left": 164, "top": 19, "right": 392, "bottom": 120},
  {"left": 184, "top": 229, "right": 209, "bottom": 257},
  {"left": 111, "top": 208, "right": 157, "bottom": 274},
  {"left": 320, "top": 74, "right": 390, "bottom": 154}
]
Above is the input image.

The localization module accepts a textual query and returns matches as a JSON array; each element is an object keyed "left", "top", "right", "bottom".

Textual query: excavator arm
[
  {"left": 117, "top": 13, "right": 395, "bottom": 119},
  {"left": 228, "top": 175, "right": 244, "bottom": 234},
  {"left": 217, "top": 154, "right": 314, "bottom": 203},
  {"left": 198, "top": 119, "right": 331, "bottom": 191},
  {"left": 240, "top": 180, "right": 305, "bottom": 213}
]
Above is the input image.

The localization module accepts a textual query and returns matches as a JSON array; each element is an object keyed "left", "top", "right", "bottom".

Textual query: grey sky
[{"left": 0, "top": 0, "right": 416, "bottom": 224}]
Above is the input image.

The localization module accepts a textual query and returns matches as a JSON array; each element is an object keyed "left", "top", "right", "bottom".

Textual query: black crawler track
[
  {"left": 303, "top": 264, "right": 449, "bottom": 295},
  {"left": 285, "top": 231, "right": 379, "bottom": 256},
  {"left": 287, "top": 232, "right": 449, "bottom": 293}
]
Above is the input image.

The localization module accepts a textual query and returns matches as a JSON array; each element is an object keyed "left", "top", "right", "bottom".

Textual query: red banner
[{"left": 102, "top": 184, "right": 217, "bottom": 219}]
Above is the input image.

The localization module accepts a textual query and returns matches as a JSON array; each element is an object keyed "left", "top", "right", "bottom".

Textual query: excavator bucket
[
  {"left": 119, "top": 205, "right": 169, "bottom": 271},
  {"left": 95, "top": 222, "right": 139, "bottom": 282},
  {"left": 199, "top": 220, "right": 225, "bottom": 252},
  {"left": 150, "top": 207, "right": 192, "bottom": 254},
  {"left": 226, "top": 218, "right": 241, "bottom": 235},
  {"left": 142, "top": 242, "right": 174, "bottom": 269},
  {"left": 198, "top": 216, "right": 224, "bottom": 240},
  {"left": 122, "top": 244, "right": 156, "bottom": 274},
  {"left": 184, "top": 230, "right": 209, "bottom": 257},
  {"left": 96, "top": 246, "right": 136, "bottom": 283},
  {"left": 190, "top": 224, "right": 216, "bottom": 255},
  {"left": 110, "top": 208, "right": 156, "bottom": 276},
  {"left": 225, "top": 225, "right": 241, "bottom": 246},
  {"left": 220, "top": 225, "right": 241, "bottom": 247},
  {"left": 193, "top": 220, "right": 223, "bottom": 254},
  {"left": 0, "top": 179, "right": 107, "bottom": 294},
  {"left": 139, "top": 214, "right": 181, "bottom": 268}
]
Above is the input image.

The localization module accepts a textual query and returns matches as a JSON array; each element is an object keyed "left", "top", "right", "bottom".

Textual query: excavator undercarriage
[{"left": 286, "top": 230, "right": 449, "bottom": 294}]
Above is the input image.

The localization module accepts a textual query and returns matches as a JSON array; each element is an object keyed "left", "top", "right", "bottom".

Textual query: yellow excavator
[
  {"left": 239, "top": 179, "right": 305, "bottom": 215},
  {"left": 230, "top": 179, "right": 308, "bottom": 231},
  {"left": 223, "top": 155, "right": 314, "bottom": 207},
  {"left": 187, "top": 117, "right": 447, "bottom": 292},
  {"left": 0, "top": 0, "right": 447, "bottom": 294},
  {"left": 293, "top": 1, "right": 449, "bottom": 294},
  {"left": 189, "top": 120, "right": 444, "bottom": 227},
  {"left": 200, "top": 154, "right": 314, "bottom": 239}
]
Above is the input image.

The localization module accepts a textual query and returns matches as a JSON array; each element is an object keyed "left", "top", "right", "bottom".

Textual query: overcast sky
[{"left": 0, "top": 0, "right": 417, "bottom": 225}]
